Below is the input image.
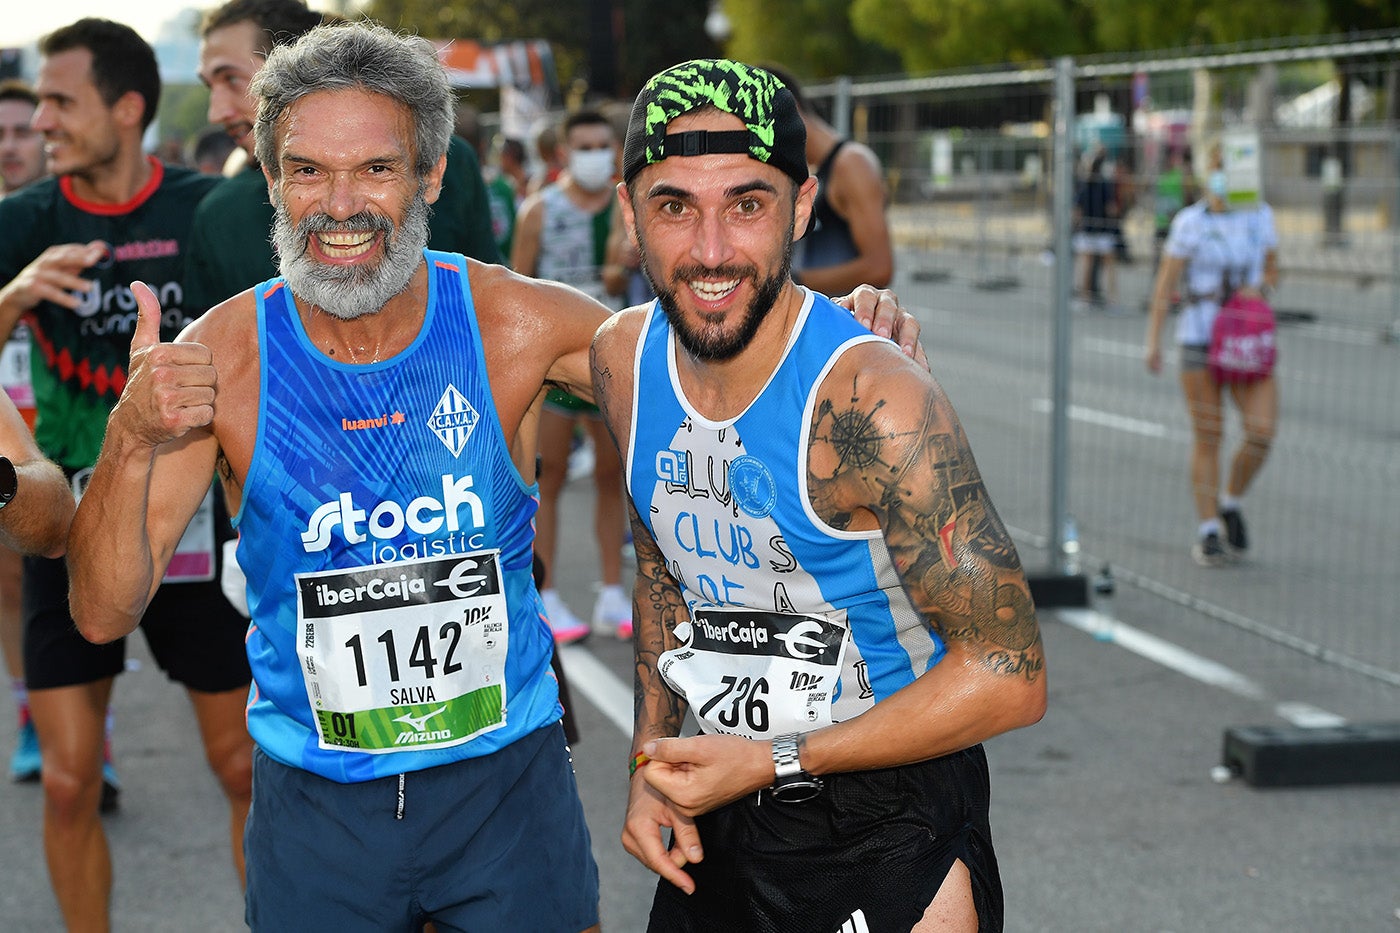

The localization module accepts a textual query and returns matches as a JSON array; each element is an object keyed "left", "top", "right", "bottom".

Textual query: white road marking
[
  {"left": 1057, "top": 609, "right": 1347, "bottom": 728},
  {"left": 559, "top": 643, "right": 633, "bottom": 735},
  {"left": 1031, "top": 398, "right": 1175, "bottom": 439},
  {"left": 1273, "top": 702, "right": 1348, "bottom": 728},
  {"left": 562, "top": 610, "right": 1351, "bottom": 738}
]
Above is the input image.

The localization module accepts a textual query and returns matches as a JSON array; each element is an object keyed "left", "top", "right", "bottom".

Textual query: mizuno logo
[{"left": 393, "top": 706, "right": 448, "bottom": 733}]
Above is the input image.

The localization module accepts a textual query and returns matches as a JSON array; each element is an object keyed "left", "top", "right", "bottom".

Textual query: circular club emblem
[{"left": 728, "top": 455, "right": 776, "bottom": 519}]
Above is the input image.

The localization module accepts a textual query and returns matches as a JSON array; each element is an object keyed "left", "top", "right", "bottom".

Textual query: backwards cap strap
[{"left": 661, "top": 130, "right": 752, "bottom": 159}]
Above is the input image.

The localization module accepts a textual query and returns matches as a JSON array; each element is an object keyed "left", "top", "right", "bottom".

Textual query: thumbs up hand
[{"left": 114, "top": 281, "right": 216, "bottom": 448}]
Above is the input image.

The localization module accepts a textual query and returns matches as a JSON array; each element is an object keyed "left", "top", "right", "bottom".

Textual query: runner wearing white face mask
[
  {"left": 510, "top": 111, "right": 633, "bottom": 644},
  {"left": 569, "top": 146, "right": 617, "bottom": 193}
]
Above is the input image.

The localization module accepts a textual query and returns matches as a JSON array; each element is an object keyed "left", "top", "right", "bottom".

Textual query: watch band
[
  {"left": 768, "top": 732, "right": 823, "bottom": 803},
  {"left": 771, "top": 733, "right": 804, "bottom": 779}
]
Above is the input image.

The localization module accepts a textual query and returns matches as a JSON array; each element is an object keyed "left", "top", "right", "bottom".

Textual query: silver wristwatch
[{"left": 769, "top": 733, "right": 823, "bottom": 803}]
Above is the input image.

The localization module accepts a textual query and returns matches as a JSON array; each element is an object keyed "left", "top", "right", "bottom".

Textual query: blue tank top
[
  {"left": 235, "top": 250, "right": 560, "bottom": 782},
  {"left": 626, "top": 289, "right": 944, "bottom": 738}
]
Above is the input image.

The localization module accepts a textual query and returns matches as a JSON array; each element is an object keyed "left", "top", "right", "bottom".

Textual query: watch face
[{"left": 770, "top": 776, "right": 823, "bottom": 803}]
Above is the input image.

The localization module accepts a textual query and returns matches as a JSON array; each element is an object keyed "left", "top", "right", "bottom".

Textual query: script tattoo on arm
[
  {"left": 590, "top": 336, "right": 692, "bottom": 741},
  {"left": 590, "top": 353, "right": 618, "bottom": 430},
  {"left": 628, "top": 501, "right": 690, "bottom": 741},
  {"left": 809, "top": 371, "right": 1044, "bottom": 684}
]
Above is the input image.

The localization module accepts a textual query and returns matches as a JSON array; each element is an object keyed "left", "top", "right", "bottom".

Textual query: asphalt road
[
  {"left": 1, "top": 254, "right": 1397, "bottom": 930},
  {"left": 3, "top": 481, "right": 1395, "bottom": 931}
]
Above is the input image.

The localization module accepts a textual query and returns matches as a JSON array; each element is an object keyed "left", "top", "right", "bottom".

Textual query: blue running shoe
[{"left": 9, "top": 719, "right": 40, "bottom": 783}]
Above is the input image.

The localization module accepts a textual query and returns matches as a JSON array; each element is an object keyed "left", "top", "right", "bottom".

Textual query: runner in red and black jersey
[{"left": 0, "top": 18, "right": 253, "bottom": 930}]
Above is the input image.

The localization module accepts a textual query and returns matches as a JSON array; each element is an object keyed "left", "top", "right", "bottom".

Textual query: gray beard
[{"left": 271, "top": 190, "right": 431, "bottom": 321}]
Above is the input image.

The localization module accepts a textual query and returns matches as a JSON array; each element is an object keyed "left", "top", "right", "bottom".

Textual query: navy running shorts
[
  {"left": 23, "top": 550, "right": 252, "bottom": 693},
  {"left": 648, "top": 744, "right": 1003, "bottom": 933},
  {"left": 245, "top": 722, "right": 599, "bottom": 932}
]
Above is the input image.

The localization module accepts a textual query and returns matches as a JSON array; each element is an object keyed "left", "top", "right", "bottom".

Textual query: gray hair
[{"left": 251, "top": 21, "right": 452, "bottom": 179}]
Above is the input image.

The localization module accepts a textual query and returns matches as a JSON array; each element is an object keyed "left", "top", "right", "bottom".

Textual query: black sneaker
[
  {"left": 1220, "top": 509, "right": 1248, "bottom": 554},
  {"left": 99, "top": 760, "right": 120, "bottom": 815},
  {"left": 1192, "top": 532, "right": 1227, "bottom": 567},
  {"left": 99, "top": 778, "right": 120, "bottom": 815}
]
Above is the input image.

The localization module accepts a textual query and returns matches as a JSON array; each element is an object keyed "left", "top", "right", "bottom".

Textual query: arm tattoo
[
  {"left": 589, "top": 350, "right": 617, "bottom": 430},
  {"left": 591, "top": 340, "right": 690, "bottom": 738},
  {"left": 628, "top": 502, "right": 690, "bottom": 741},
  {"left": 810, "top": 373, "right": 1044, "bottom": 683}
]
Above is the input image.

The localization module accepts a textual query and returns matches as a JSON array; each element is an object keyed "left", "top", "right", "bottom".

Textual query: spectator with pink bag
[{"left": 1144, "top": 141, "right": 1279, "bottom": 567}]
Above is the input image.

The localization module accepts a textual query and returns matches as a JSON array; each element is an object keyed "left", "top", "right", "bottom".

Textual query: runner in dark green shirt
[{"left": 187, "top": 0, "right": 502, "bottom": 315}]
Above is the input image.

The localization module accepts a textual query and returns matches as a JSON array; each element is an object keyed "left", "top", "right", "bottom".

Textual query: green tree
[
  {"left": 155, "top": 84, "right": 214, "bottom": 157},
  {"left": 1319, "top": 0, "right": 1400, "bottom": 30},
  {"left": 367, "top": 0, "right": 585, "bottom": 89},
  {"left": 722, "top": 0, "right": 897, "bottom": 77},
  {"left": 847, "top": 0, "right": 1087, "bottom": 71},
  {"left": 838, "top": 0, "right": 1328, "bottom": 73},
  {"left": 615, "top": 0, "right": 720, "bottom": 95},
  {"left": 364, "top": 0, "right": 717, "bottom": 100},
  {"left": 1089, "top": 0, "right": 1326, "bottom": 49}
]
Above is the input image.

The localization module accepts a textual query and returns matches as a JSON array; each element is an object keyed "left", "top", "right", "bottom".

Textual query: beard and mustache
[
  {"left": 271, "top": 186, "right": 431, "bottom": 321},
  {"left": 636, "top": 221, "right": 794, "bottom": 363},
  {"left": 271, "top": 180, "right": 794, "bottom": 362}
]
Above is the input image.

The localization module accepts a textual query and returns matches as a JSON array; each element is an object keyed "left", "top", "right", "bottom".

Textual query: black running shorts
[
  {"left": 23, "top": 495, "right": 252, "bottom": 693},
  {"left": 648, "top": 744, "right": 1003, "bottom": 933}
]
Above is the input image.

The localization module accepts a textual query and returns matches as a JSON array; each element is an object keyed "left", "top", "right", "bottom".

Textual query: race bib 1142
[{"left": 294, "top": 551, "right": 510, "bottom": 754}]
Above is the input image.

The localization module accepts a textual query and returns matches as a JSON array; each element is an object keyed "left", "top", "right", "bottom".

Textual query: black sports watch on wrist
[
  {"left": 0, "top": 457, "right": 16, "bottom": 511},
  {"left": 769, "top": 733, "right": 823, "bottom": 803}
]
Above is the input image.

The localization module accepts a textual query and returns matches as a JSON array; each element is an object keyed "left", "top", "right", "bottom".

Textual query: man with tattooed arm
[
  {"left": 65, "top": 25, "right": 924, "bottom": 927},
  {"left": 592, "top": 60, "right": 1047, "bottom": 932}
]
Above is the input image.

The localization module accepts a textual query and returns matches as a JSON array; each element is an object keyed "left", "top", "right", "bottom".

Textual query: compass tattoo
[{"left": 809, "top": 371, "right": 1043, "bottom": 683}]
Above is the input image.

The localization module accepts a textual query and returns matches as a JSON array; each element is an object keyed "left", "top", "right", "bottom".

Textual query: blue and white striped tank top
[{"left": 626, "top": 289, "right": 945, "bottom": 736}]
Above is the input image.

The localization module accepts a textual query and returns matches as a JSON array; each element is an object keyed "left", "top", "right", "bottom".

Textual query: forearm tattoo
[
  {"left": 629, "top": 503, "right": 691, "bottom": 741},
  {"left": 810, "top": 374, "right": 1044, "bottom": 683},
  {"left": 592, "top": 346, "right": 694, "bottom": 741}
]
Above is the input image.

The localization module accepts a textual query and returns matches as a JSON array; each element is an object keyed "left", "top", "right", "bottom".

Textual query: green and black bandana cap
[{"left": 622, "top": 59, "right": 808, "bottom": 188}]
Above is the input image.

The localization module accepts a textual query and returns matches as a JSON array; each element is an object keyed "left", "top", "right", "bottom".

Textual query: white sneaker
[
  {"left": 566, "top": 440, "right": 595, "bottom": 481},
  {"left": 592, "top": 584, "right": 633, "bottom": 640},
  {"left": 541, "top": 589, "right": 590, "bottom": 644}
]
